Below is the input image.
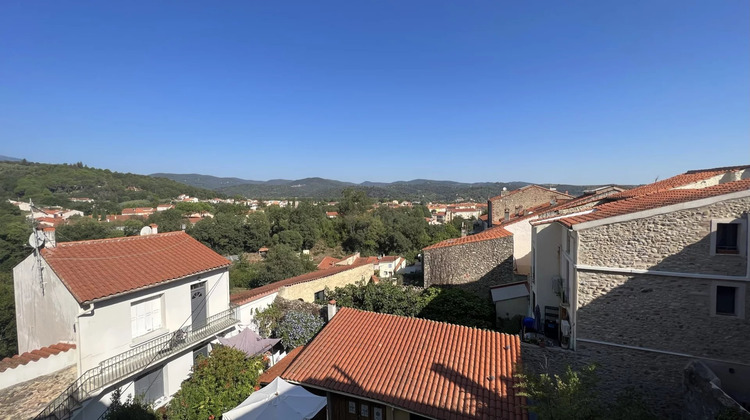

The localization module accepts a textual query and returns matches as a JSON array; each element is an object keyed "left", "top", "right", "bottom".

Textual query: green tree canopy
[{"left": 166, "top": 346, "right": 264, "bottom": 420}]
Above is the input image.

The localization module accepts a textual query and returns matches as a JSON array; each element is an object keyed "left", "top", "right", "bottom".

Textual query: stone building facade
[
  {"left": 488, "top": 185, "right": 572, "bottom": 226},
  {"left": 530, "top": 168, "right": 750, "bottom": 417},
  {"left": 423, "top": 227, "right": 514, "bottom": 297},
  {"left": 278, "top": 263, "right": 374, "bottom": 302}
]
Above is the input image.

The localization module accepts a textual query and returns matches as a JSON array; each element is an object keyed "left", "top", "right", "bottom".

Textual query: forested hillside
[
  {"left": 153, "top": 172, "right": 632, "bottom": 201},
  {"left": 0, "top": 162, "right": 463, "bottom": 359},
  {"left": 0, "top": 161, "right": 221, "bottom": 358}
]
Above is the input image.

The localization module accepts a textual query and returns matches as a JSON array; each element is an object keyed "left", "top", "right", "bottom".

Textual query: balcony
[{"left": 35, "top": 308, "right": 238, "bottom": 420}]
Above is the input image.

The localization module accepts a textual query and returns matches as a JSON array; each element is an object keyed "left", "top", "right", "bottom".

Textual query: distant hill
[
  {"left": 0, "top": 155, "right": 21, "bottom": 162},
  {"left": 1, "top": 162, "right": 221, "bottom": 208},
  {"left": 152, "top": 172, "right": 629, "bottom": 201}
]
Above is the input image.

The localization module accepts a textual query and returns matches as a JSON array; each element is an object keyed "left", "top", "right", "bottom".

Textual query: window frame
[
  {"left": 710, "top": 281, "right": 746, "bottom": 318},
  {"left": 710, "top": 218, "right": 746, "bottom": 257},
  {"left": 131, "top": 294, "right": 164, "bottom": 339}
]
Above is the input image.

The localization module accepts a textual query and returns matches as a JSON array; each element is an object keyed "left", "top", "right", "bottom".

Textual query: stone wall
[
  {"left": 575, "top": 271, "right": 750, "bottom": 365},
  {"left": 423, "top": 236, "right": 514, "bottom": 296},
  {"left": 577, "top": 196, "right": 750, "bottom": 276},
  {"left": 490, "top": 186, "right": 571, "bottom": 226},
  {"left": 682, "top": 360, "right": 750, "bottom": 420},
  {"left": 278, "top": 264, "right": 374, "bottom": 303},
  {"left": 521, "top": 341, "right": 688, "bottom": 418}
]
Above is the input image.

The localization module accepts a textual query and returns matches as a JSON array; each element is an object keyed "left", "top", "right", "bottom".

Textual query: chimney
[
  {"left": 500, "top": 187, "right": 508, "bottom": 197},
  {"left": 504, "top": 208, "right": 510, "bottom": 222},
  {"left": 327, "top": 300, "right": 338, "bottom": 320},
  {"left": 550, "top": 197, "right": 557, "bottom": 206},
  {"left": 42, "top": 227, "right": 56, "bottom": 248},
  {"left": 149, "top": 224, "right": 158, "bottom": 234}
]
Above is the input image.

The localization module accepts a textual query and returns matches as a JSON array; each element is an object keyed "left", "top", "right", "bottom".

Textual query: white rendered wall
[
  {"left": 236, "top": 293, "right": 278, "bottom": 331},
  {"left": 77, "top": 269, "right": 229, "bottom": 372},
  {"left": 13, "top": 254, "right": 79, "bottom": 353}
]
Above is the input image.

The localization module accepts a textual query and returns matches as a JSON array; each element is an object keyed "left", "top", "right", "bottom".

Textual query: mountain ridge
[{"left": 151, "top": 172, "right": 631, "bottom": 201}]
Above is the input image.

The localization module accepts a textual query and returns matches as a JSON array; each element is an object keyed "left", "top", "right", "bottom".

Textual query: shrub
[
  {"left": 166, "top": 346, "right": 264, "bottom": 420},
  {"left": 104, "top": 388, "right": 158, "bottom": 420},
  {"left": 276, "top": 310, "right": 325, "bottom": 350},
  {"left": 515, "top": 364, "right": 602, "bottom": 420},
  {"left": 417, "top": 287, "right": 495, "bottom": 329}
]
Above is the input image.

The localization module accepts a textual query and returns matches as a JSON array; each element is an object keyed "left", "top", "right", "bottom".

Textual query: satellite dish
[
  {"left": 28, "top": 231, "right": 45, "bottom": 249},
  {"left": 139, "top": 226, "right": 153, "bottom": 236}
]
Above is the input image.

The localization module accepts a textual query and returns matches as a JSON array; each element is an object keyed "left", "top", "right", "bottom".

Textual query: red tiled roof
[
  {"left": 230, "top": 262, "right": 370, "bottom": 306},
  {"left": 423, "top": 226, "right": 512, "bottom": 250},
  {"left": 258, "top": 346, "right": 306, "bottom": 386},
  {"left": 543, "top": 179, "right": 750, "bottom": 228},
  {"left": 609, "top": 166, "right": 750, "bottom": 200},
  {"left": 316, "top": 256, "right": 341, "bottom": 270},
  {"left": 0, "top": 342, "right": 76, "bottom": 373},
  {"left": 489, "top": 185, "right": 574, "bottom": 202},
  {"left": 281, "top": 308, "right": 526, "bottom": 420},
  {"left": 41, "top": 232, "right": 230, "bottom": 303}
]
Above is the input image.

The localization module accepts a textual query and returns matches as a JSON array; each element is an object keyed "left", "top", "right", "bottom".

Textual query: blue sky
[{"left": 1, "top": 1, "right": 747, "bottom": 185}]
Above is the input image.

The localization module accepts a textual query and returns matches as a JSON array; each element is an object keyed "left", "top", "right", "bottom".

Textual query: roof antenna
[{"left": 28, "top": 199, "right": 46, "bottom": 296}]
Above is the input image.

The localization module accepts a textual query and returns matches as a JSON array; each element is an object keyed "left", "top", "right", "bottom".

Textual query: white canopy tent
[{"left": 222, "top": 377, "right": 326, "bottom": 420}]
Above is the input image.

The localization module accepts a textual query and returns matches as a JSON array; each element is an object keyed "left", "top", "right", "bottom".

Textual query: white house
[{"left": 11, "top": 229, "right": 237, "bottom": 419}]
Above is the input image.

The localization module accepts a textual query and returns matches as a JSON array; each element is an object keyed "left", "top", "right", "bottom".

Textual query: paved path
[{"left": 0, "top": 365, "right": 77, "bottom": 419}]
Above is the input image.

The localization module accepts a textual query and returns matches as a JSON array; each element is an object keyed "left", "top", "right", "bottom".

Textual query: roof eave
[{"left": 81, "top": 264, "right": 230, "bottom": 305}]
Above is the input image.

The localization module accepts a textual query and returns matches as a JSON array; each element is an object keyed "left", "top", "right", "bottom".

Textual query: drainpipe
[
  {"left": 75, "top": 303, "right": 95, "bottom": 376},
  {"left": 571, "top": 230, "right": 579, "bottom": 351}
]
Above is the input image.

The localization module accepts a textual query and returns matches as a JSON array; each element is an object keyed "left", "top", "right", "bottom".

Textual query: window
[
  {"left": 716, "top": 223, "right": 740, "bottom": 254},
  {"left": 131, "top": 295, "right": 163, "bottom": 339},
  {"left": 710, "top": 219, "right": 746, "bottom": 256},
  {"left": 314, "top": 290, "right": 326, "bottom": 302},
  {"left": 134, "top": 366, "right": 165, "bottom": 405},
  {"left": 711, "top": 282, "right": 745, "bottom": 318},
  {"left": 716, "top": 286, "right": 736, "bottom": 315}
]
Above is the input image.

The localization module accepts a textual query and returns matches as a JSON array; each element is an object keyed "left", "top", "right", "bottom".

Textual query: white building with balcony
[{"left": 11, "top": 229, "right": 238, "bottom": 419}]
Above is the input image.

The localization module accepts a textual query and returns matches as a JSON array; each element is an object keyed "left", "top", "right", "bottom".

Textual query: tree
[
  {"left": 243, "top": 212, "right": 270, "bottom": 252},
  {"left": 273, "top": 230, "right": 304, "bottom": 251},
  {"left": 56, "top": 217, "right": 122, "bottom": 242},
  {"left": 166, "top": 346, "right": 264, "bottom": 420},
  {"left": 252, "top": 244, "right": 316, "bottom": 287},
  {"left": 338, "top": 188, "right": 372, "bottom": 216},
  {"left": 146, "top": 209, "right": 184, "bottom": 233}
]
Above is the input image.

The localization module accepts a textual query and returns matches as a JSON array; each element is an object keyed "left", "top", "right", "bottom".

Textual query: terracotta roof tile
[
  {"left": 230, "top": 262, "right": 370, "bottom": 306},
  {"left": 316, "top": 256, "right": 341, "bottom": 270},
  {"left": 281, "top": 308, "right": 527, "bottom": 420},
  {"left": 539, "top": 179, "right": 750, "bottom": 228},
  {"left": 41, "top": 232, "right": 230, "bottom": 303},
  {"left": 0, "top": 342, "right": 76, "bottom": 373},
  {"left": 258, "top": 346, "right": 306, "bottom": 385},
  {"left": 489, "top": 184, "right": 574, "bottom": 202},
  {"left": 609, "top": 166, "right": 750, "bottom": 200},
  {"left": 423, "top": 226, "right": 512, "bottom": 250}
]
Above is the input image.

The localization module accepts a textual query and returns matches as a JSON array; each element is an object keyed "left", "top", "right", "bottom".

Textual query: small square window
[
  {"left": 348, "top": 401, "right": 356, "bottom": 414},
  {"left": 361, "top": 404, "right": 369, "bottom": 417},
  {"left": 314, "top": 290, "right": 326, "bottom": 303},
  {"left": 716, "top": 286, "right": 737, "bottom": 315},
  {"left": 716, "top": 223, "right": 740, "bottom": 254}
]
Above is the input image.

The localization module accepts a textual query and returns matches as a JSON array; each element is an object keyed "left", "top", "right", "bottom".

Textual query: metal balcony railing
[{"left": 35, "top": 308, "right": 238, "bottom": 420}]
